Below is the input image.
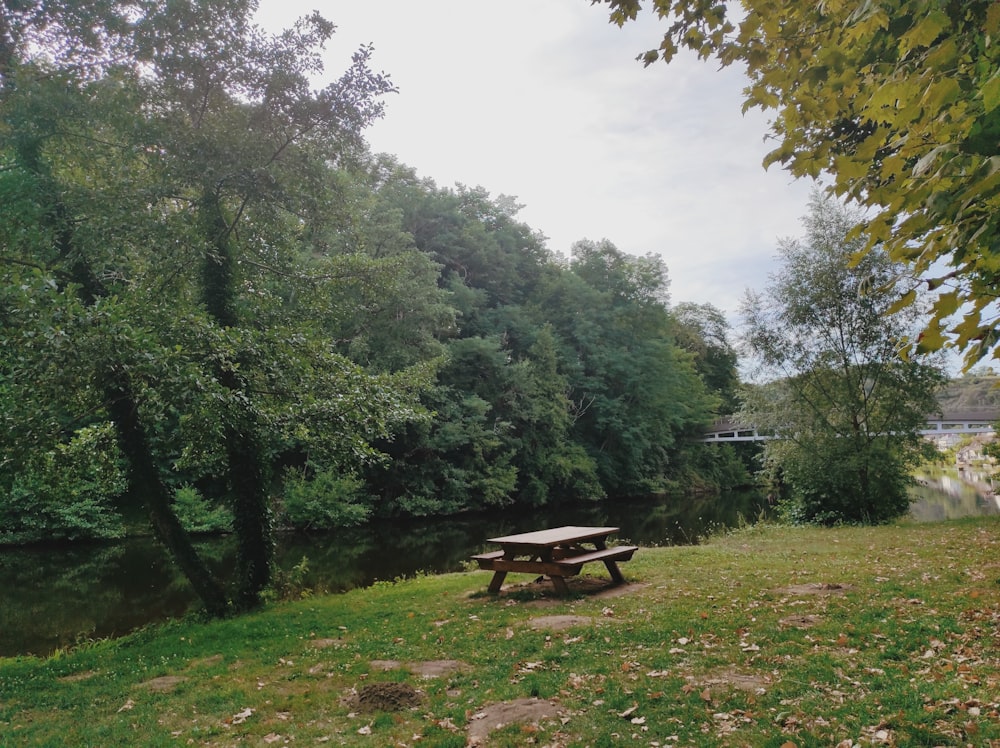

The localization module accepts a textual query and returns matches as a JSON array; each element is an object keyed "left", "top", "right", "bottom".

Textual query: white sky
[{"left": 254, "top": 1, "right": 818, "bottom": 321}]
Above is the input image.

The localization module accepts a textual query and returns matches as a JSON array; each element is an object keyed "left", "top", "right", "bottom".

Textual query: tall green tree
[
  {"left": 739, "top": 195, "right": 946, "bottom": 524},
  {"left": 0, "top": 1, "right": 421, "bottom": 612},
  {"left": 671, "top": 302, "right": 739, "bottom": 414},
  {"left": 594, "top": 0, "right": 1000, "bottom": 367},
  {"left": 506, "top": 326, "right": 604, "bottom": 505},
  {"left": 536, "top": 240, "right": 715, "bottom": 495}
]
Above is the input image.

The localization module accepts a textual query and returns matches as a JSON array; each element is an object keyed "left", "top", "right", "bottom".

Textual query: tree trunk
[
  {"left": 103, "top": 371, "right": 230, "bottom": 617},
  {"left": 199, "top": 189, "right": 273, "bottom": 609}
]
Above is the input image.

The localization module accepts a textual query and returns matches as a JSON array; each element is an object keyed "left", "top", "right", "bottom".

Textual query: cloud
[{"left": 255, "top": 0, "right": 817, "bottom": 319}]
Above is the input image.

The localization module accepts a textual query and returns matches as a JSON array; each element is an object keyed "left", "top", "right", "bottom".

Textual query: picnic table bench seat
[
  {"left": 552, "top": 544, "right": 638, "bottom": 571},
  {"left": 470, "top": 550, "right": 505, "bottom": 567}
]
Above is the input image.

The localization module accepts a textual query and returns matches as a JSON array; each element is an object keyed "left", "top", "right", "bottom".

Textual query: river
[{"left": 1, "top": 475, "right": 996, "bottom": 658}]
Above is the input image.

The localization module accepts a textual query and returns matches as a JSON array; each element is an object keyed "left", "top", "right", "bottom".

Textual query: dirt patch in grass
[
  {"left": 137, "top": 675, "right": 187, "bottom": 692},
  {"left": 350, "top": 682, "right": 423, "bottom": 713},
  {"left": 368, "top": 659, "right": 467, "bottom": 678},
  {"left": 527, "top": 614, "right": 598, "bottom": 631},
  {"left": 775, "top": 582, "right": 851, "bottom": 596},
  {"left": 306, "top": 637, "right": 342, "bottom": 649},
  {"left": 779, "top": 614, "right": 821, "bottom": 628},
  {"left": 466, "top": 697, "right": 564, "bottom": 745},
  {"left": 57, "top": 670, "right": 99, "bottom": 683},
  {"left": 479, "top": 576, "right": 644, "bottom": 607},
  {"left": 186, "top": 654, "right": 223, "bottom": 669},
  {"left": 690, "top": 667, "right": 772, "bottom": 695}
]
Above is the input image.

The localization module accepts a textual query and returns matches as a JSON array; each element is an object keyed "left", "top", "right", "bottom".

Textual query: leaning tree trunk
[{"left": 103, "top": 371, "right": 230, "bottom": 616}]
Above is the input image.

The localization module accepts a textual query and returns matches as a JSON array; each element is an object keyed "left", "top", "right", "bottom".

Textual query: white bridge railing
[{"left": 703, "top": 412, "right": 997, "bottom": 443}]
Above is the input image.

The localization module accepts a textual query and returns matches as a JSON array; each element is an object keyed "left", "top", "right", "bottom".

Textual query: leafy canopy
[{"left": 595, "top": 0, "right": 1000, "bottom": 368}]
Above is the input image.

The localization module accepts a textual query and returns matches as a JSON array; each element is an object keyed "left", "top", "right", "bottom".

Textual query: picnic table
[{"left": 471, "top": 525, "right": 638, "bottom": 595}]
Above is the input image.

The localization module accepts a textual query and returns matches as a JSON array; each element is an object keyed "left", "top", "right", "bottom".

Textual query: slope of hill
[{"left": 937, "top": 374, "right": 1000, "bottom": 413}]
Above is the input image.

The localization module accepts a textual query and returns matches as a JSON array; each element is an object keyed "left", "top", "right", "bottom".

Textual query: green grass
[{"left": 2, "top": 517, "right": 1000, "bottom": 746}]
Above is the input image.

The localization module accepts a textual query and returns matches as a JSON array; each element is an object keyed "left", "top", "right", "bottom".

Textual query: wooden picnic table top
[{"left": 487, "top": 525, "right": 620, "bottom": 548}]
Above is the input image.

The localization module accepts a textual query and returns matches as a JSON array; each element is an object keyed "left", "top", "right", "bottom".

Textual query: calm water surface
[
  {"left": 1, "top": 475, "right": 994, "bottom": 657},
  {"left": 1, "top": 490, "right": 763, "bottom": 657},
  {"left": 910, "top": 467, "right": 1000, "bottom": 521}
]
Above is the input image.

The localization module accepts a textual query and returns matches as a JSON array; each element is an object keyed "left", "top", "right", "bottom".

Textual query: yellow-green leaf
[
  {"left": 899, "top": 10, "right": 950, "bottom": 56},
  {"left": 885, "top": 288, "right": 917, "bottom": 316},
  {"left": 920, "top": 77, "right": 961, "bottom": 113},
  {"left": 915, "top": 324, "right": 946, "bottom": 354},
  {"left": 834, "top": 154, "right": 870, "bottom": 181},
  {"left": 951, "top": 311, "right": 984, "bottom": 346},
  {"left": 987, "top": 2, "right": 1000, "bottom": 35},
  {"left": 933, "top": 290, "right": 961, "bottom": 318},
  {"left": 982, "top": 74, "right": 1000, "bottom": 113}
]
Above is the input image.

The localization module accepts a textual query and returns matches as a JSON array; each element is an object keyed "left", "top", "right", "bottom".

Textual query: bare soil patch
[
  {"left": 466, "top": 697, "right": 563, "bottom": 745},
  {"left": 186, "top": 654, "right": 224, "bottom": 669},
  {"left": 775, "top": 582, "right": 851, "bottom": 596},
  {"left": 527, "top": 614, "right": 597, "bottom": 631},
  {"left": 482, "top": 576, "right": 644, "bottom": 607},
  {"left": 351, "top": 682, "right": 423, "bottom": 713},
  {"left": 137, "top": 675, "right": 187, "bottom": 692},
  {"left": 368, "top": 659, "right": 466, "bottom": 678},
  {"left": 57, "top": 670, "right": 99, "bottom": 683},
  {"left": 306, "top": 638, "right": 340, "bottom": 649},
  {"left": 780, "top": 614, "right": 821, "bottom": 628},
  {"left": 689, "top": 667, "right": 772, "bottom": 695}
]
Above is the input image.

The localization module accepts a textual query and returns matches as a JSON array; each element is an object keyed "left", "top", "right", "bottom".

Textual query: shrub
[
  {"left": 278, "top": 468, "right": 371, "bottom": 530},
  {"left": 173, "top": 485, "right": 233, "bottom": 534},
  {"left": 0, "top": 423, "right": 126, "bottom": 544}
]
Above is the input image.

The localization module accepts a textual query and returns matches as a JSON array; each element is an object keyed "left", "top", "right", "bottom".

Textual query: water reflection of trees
[
  {"left": 2, "top": 491, "right": 771, "bottom": 656},
  {"left": 910, "top": 469, "right": 1000, "bottom": 522}
]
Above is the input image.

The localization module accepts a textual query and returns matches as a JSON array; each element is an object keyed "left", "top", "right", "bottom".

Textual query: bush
[
  {"left": 0, "top": 423, "right": 126, "bottom": 544},
  {"left": 173, "top": 485, "right": 233, "bottom": 534},
  {"left": 772, "top": 437, "right": 918, "bottom": 525},
  {"left": 278, "top": 468, "right": 371, "bottom": 530}
]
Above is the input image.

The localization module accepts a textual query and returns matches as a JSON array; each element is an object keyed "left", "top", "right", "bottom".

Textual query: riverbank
[
  {"left": 3, "top": 518, "right": 999, "bottom": 746},
  {"left": 0, "top": 489, "right": 771, "bottom": 658}
]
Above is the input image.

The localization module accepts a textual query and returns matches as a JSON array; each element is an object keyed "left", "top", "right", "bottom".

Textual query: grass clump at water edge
[{"left": 1, "top": 517, "right": 999, "bottom": 746}]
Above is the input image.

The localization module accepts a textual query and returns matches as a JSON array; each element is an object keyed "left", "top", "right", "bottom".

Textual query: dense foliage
[
  {"left": 0, "top": 2, "right": 735, "bottom": 609},
  {"left": 739, "top": 195, "right": 946, "bottom": 524},
  {"left": 596, "top": 0, "right": 1000, "bottom": 368}
]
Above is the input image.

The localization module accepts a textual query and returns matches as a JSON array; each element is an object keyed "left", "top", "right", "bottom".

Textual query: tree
[
  {"left": 739, "top": 194, "right": 946, "bottom": 524},
  {"left": 594, "top": 0, "right": 1000, "bottom": 368},
  {"left": 671, "top": 302, "right": 739, "bottom": 414},
  {"left": 506, "top": 326, "right": 604, "bottom": 505},
  {"left": 535, "top": 240, "right": 715, "bottom": 495},
  {"left": 0, "top": 1, "right": 420, "bottom": 613}
]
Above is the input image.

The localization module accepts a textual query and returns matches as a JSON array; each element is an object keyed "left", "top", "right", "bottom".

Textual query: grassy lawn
[{"left": 2, "top": 517, "right": 999, "bottom": 747}]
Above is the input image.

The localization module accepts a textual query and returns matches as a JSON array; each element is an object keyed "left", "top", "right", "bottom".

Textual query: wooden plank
[
  {"left": 471, "top": 550, "right": 506, "bottom": 570},
  {"left": 487, "top": 570, "right": 507, "bottom": 593},
  {"left": 554, "top": 546, "right": 638, "bottom": 569},
  {"left": 481, "top": 546, "right": 638, "bottom": 577},
  {"left": 489, "top": 558, "right": 569, "bottom": 576},
  {"left": 471, "top": 551, "right": 505, "bottom": 560},
  {"left": 487, "top": 525, "right": 620, "bottom": 547}
]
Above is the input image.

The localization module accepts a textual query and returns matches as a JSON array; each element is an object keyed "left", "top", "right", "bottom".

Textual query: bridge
[{"left": 702, "top": 409, "right": 998, "bottom": 443}]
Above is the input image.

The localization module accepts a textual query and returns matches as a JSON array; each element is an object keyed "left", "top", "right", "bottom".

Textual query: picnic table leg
[
  {"left": 603, "top": 560, "right": 625, "bottom": 585},
  {"left": 487, "top": 570, "right": 507, "bottom": 594},
  {"left": 548, "top": 575, "right": 570, "bottom": 596}
]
